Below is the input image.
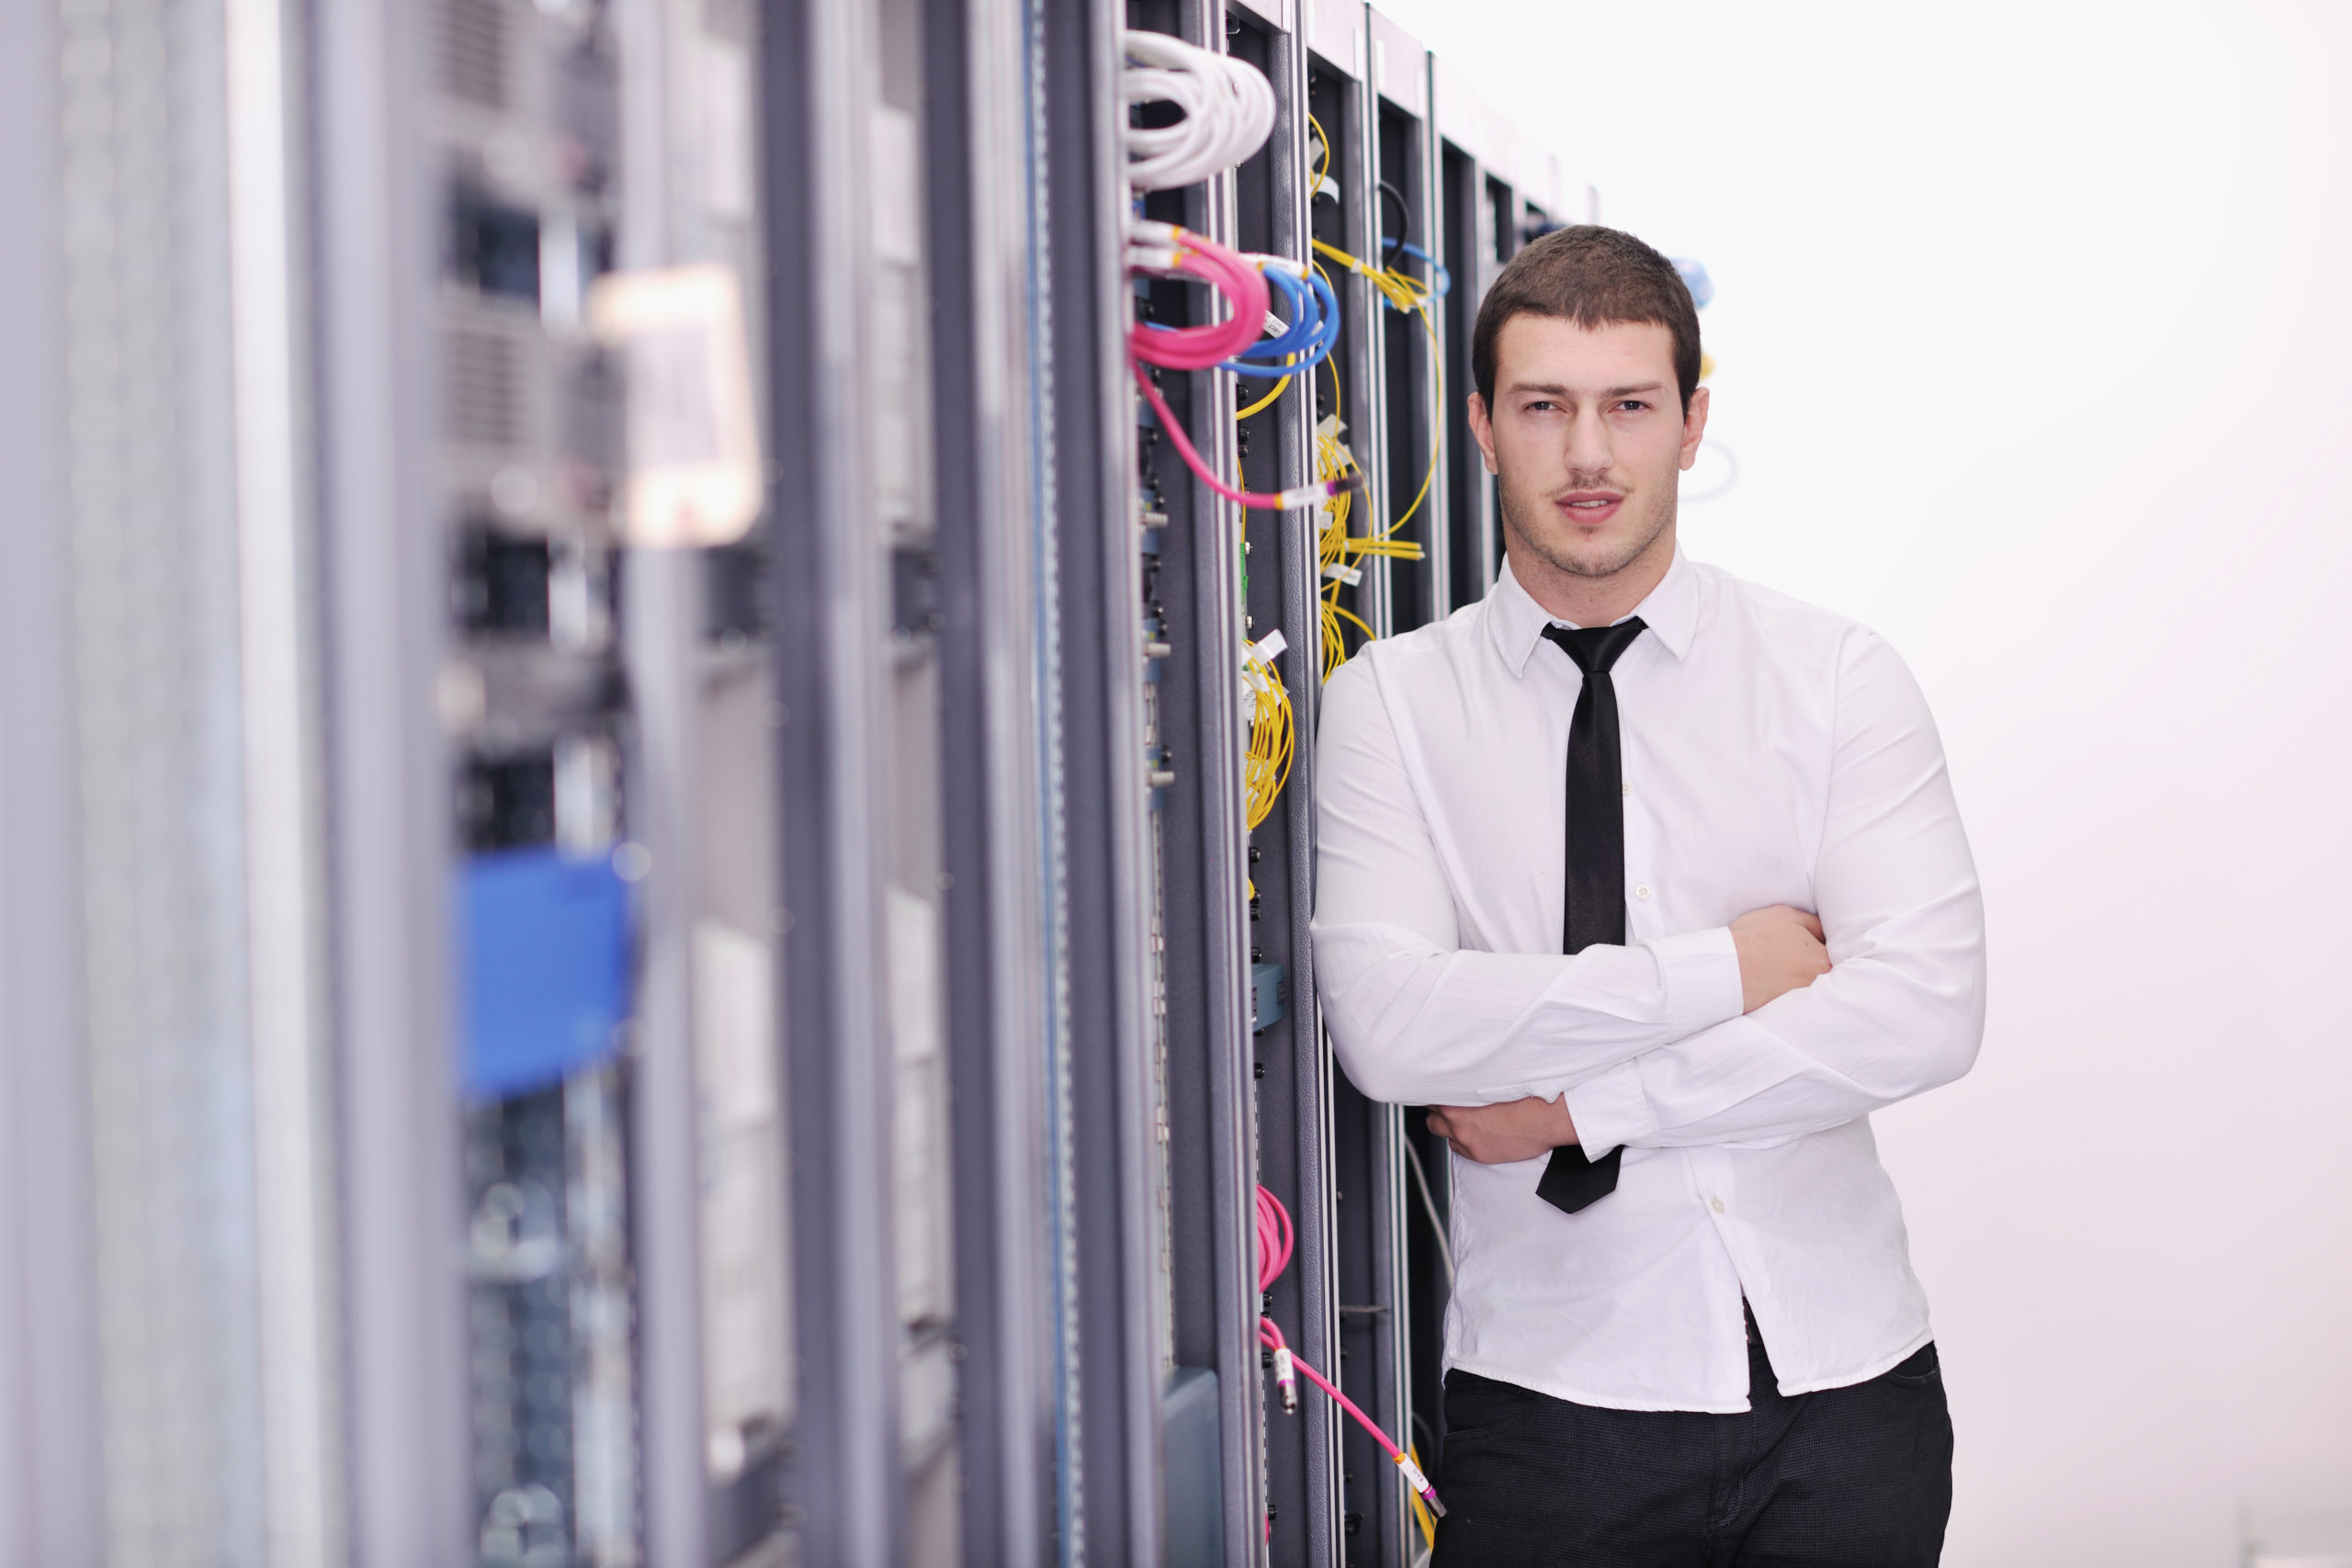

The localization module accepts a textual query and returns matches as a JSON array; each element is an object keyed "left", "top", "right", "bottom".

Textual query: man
[{"left": 1312, "top": 226, "right": 1984, "bottom": 1565}]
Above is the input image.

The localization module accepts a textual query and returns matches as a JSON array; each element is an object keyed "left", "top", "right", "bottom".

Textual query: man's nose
[{"left": 1561, "top": 406, "right": 1612, "bottom": 477}]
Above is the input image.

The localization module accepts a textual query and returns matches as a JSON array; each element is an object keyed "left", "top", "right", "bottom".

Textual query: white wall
[{"left": 1371, "top": 2, "right": 2352, "bottom": 1562}]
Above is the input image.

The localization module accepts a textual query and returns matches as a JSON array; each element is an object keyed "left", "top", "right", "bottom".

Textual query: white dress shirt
[{"left": 1312, "top": 548, "right": 1984, "bottom": 1413}]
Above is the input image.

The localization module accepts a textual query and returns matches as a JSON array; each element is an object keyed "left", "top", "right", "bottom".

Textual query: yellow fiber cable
[
  {"left": 1295, "top": 122, "right": 1448, "bottom": 678},
  {"left": 1301, "top": 223, "right": 1444, "bottom": 679},
  {"left": 1235, "top": 368, "right": 1291, "bottom": 421},
  {"left": 1242, "top": 638, "right": 1295, "bottom": 831}
]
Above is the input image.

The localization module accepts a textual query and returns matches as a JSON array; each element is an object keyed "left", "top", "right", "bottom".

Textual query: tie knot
[{"left": 1543, "top": 617, "right": 1648, "bottom": 674}]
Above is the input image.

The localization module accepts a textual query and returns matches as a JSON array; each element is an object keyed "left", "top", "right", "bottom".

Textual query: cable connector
[
  {"left": 1252, "top": 254, "right": 1307, "bottom": 279},
  {"left": 1270, "top": 469, "right": 1364, "bottom": 510},
  {"left": 1395, "top": 1451, "right": 1444, "bottom": 1517},
  {"left": 1127, "top": 217, "right": 1182, "bottom": 246},
  {"left": 1270, "top": 1347, "right": 1298, "bottom": 1413}
]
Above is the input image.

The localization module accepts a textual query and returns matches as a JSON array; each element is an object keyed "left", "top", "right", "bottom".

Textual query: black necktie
[{"left": 1535, "top": 617, "right": 1646, "bottom": 1215}]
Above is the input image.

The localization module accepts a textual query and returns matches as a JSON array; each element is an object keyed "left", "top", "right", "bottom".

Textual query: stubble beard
[{"left": 1498, "top": 465, "right": 1679, "bottom": 583}]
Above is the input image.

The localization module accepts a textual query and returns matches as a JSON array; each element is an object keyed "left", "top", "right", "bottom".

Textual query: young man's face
[{"left": 1468, "top": 315, "right": 1709, "bottom": 588}]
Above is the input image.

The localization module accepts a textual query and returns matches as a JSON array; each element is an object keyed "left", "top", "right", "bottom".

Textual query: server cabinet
[
  {"left": 1123, "top": 0, "right": 1279, "bottom": 1559},
  {"left": 764, "top": 0, "right": 1074, "bottom": 1558},
  {"left": 1366, "top": 9, "right": 1449, "bottom": 634},
  {"left": 1298, "top": 6, "right": 1420, "bottom": 1561},
  {"left": 1028, "top": 0, "right": 1180, "bottom": 1561},
  {"left": 1433, "top": 62, "right": 1500, "bottom": 611},
  {"left": 1223, "top": 4, "right": 1353, "bottom": 1562},
  {"left": 1302, "top": 3, "right": 1420, "bottom": 1562},
  {"left": 920, "top": 0, "right": 1069, "bottom": 1561}
]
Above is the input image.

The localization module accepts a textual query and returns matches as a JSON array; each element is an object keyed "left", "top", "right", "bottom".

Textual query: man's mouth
[{"left": 1555, "top": 491, "right": 1624, "bottom": 525}]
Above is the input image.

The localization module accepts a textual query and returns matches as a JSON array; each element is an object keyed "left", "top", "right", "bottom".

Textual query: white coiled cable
[{"left": 1122, "top": 30, "right": 1276, "bottom": 191}]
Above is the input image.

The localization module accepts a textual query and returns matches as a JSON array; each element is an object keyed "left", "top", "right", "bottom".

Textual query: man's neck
[{"left": 1510, "top": 525, "right": 1678, "bottom": 628}]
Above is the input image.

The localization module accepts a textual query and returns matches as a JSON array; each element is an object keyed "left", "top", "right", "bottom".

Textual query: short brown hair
[{"left": 1473, "top": 226, "right": 1702, "bottom": 412}]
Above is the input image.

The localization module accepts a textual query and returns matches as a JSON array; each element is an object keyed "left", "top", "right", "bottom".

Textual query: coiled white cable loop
[{"left": 1122, "top": 30, "right": 1276, "bottom": 191}]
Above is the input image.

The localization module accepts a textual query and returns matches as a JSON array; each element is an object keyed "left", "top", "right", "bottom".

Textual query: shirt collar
[{"left": 1484, "top": 547, "right": 1700, "bottom": 677}]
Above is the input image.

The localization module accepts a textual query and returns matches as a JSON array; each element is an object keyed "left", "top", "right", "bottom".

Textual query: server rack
[
  {"left": 764, "top": 0, "right": 1076, "bottom": 1562},
  {"left": 921, "top": 0, "right": 1070, "bottom": 1562},
  {"left": 1366, "top": 9, "right": 1449, "bottom": 634},
  {"left": 1432, "top": 61, "right": 1499, "bottom": 611},
  {"left": 1222, "top": 5, "right": 1353, "bottom": 1562},
  {"left": 1032, "top": 0, "right": 1174, "bottom": 1561},
  {"left": 1119, "top": 2, "right": 1280, "bottom": 1562},
  {"left": 1303, "top": 5, "right": 1421, "bottom": 1561},
  {"left": 1359, "top": 28, "right": 1453, "bottom": 1564}
]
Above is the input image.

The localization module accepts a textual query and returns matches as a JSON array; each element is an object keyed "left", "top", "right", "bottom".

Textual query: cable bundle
[
  {"left": 1122, "top": 31, "right": 1277, "bottom": 192},
  {"left": 1128, "top": 219, "right": 1269, "bottom": 370},
  {"left": 1242, "top": 631, "right": 1294, "bottom": 831},
  {"left": 1129, "top": 220, "right": 1365, "bottom": 513},
  {"left": 1303, "top": 114, "right": 1441, "bottom": 680},
  {"left": 1224, "top": 265, "right": 1339, "bottom": 380},
  {"left": 1255, "top": 1185, "right": 1445, "bottom": 1537}
]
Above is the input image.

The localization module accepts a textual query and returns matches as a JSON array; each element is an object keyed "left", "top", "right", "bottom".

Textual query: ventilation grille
[
  {"left": 445, "top": 329, "right": 523, "bottom": 448},
  {"left": 438, "top": 0, "right": 507, "bottom": 109}
]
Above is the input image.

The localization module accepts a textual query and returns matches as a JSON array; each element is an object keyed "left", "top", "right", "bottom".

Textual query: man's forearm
[
  {"left": 1315, "top": 921, "right": 1743, "bottom": 1107},
  {"left": 1565, "top": 945, "right": 1986, "bottom": 1155}
]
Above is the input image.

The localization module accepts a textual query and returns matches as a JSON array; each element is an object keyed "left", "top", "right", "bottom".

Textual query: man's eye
[{"left": 1616, "top": 400, "right": 1647, "bottom": 412}]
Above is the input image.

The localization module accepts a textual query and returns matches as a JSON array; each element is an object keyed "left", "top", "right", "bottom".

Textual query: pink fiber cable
[
  {"left": 1255, "top": 1184, "right": 1294, "bottom": 1287},
  {"left": 1127, "top": 222, "right": 1362, "bottom": 513},
  {"left": 1130, "top": 359, "right": 1361, "bottom": 513},
  {"left": 1254, "top": 1185, "right": 1445, "bottom": 1517},
  {"left": 1129, "top": 230, "right": 1268, "bottom": 369}
]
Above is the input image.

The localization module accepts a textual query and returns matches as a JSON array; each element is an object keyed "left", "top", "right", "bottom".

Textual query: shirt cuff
[
  {"left": 1564, "top": 1058, "right": 1654, "bottom": 1158},
  {"left": 1648, "top": 926, "right": 1743, "bottom": 1034}
]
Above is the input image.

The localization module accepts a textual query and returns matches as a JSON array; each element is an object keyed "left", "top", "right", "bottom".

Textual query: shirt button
[
  {"left": 1710, "top": 1197, "right": 1725, "bottom": 1214},
  {"left": 1634, "top": 885, "right": 1653, "bottom": 901},
  {"left": 1621, "top": 780, "right": 1632, "bottom": 797}
]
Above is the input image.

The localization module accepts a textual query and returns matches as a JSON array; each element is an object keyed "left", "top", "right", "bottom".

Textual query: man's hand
[
  {"left": 1427, "top": 1095, "right": 1577, "bottom": 1165},
  {"left": 1730, "top": 904, "right": 1831, "bottom": 1013}
]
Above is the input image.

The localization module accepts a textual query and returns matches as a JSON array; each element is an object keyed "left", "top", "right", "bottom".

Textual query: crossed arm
[
  {"left": 1426, "top": 905, "right": 1830, "bottom": 1163},
  {"left": 1312, "top": 631, "right": 1986, "bottom": 1166}
]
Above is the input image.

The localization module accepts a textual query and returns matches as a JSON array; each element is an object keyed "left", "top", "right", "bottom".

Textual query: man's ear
[
  {"left": 1467, "top": 391, "right": 1499, "bottom": 476},
  {"left": 1679, "top": 385, "right": 1711, "bottom": 471}
]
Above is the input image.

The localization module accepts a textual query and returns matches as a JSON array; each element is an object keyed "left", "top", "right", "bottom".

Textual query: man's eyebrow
[{"left": 1506, "top": 380, "right": 1667, "bottom": 399}]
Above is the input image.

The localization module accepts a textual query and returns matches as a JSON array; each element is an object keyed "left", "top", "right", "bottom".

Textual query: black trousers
[{"left": 1433, "top": 1320, "right": 1952, "bottom": 1567}]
